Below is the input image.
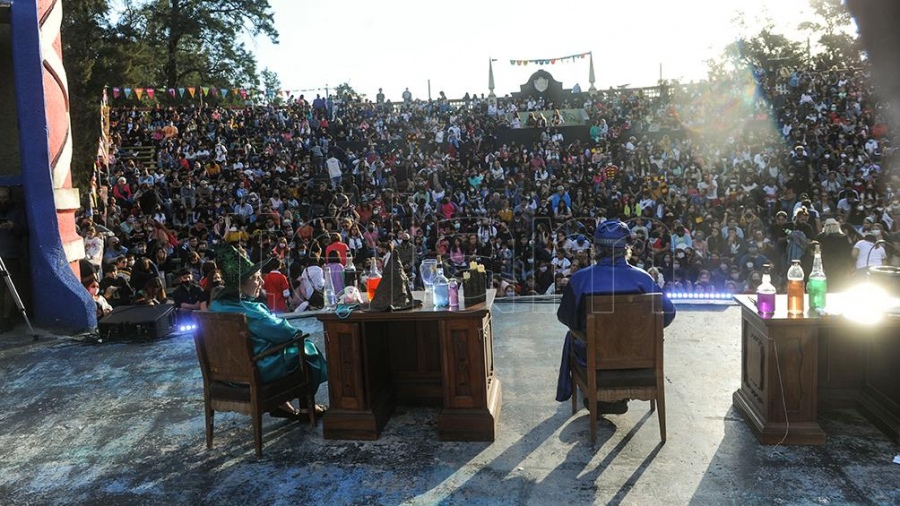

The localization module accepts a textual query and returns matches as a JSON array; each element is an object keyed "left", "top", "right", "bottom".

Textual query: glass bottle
[
  {"left": 449, "top": 279, "right": 459, "bottom": 307},
  {"left": 433, "top": 258, "right": 450, "bottom": 308},
  {"left": 807, "top": 242, "right": 827, "bottom": 311},
  {"left": 787, "top": 259, "right": 805, "bottom": 316},
  {"left": 365, "top": 259, "right": 382, "bottom": 298},
  {"left": 420, "top": 258, "right": 438, "bottom": 294},
  {"left": 756, "top": 263, "right": 777, "bottom": 317},
  {"left": 323, "top": 265, "right": 337, "bottom": 310},
  {"left": 343, "top": 256, "right": 357, "bottom": 289}
]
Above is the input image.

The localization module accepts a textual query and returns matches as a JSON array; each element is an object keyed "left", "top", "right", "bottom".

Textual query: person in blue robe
[
  {"left": 556, "top": 219, "right": 676, "bottom": 414},
  {"left": 210, "top": 244, "right": 328, "bottom": 420}
]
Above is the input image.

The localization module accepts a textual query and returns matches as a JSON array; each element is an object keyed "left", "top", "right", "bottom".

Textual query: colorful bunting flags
[
  {"left": 103, "top": 83, "right": 302, "bottom": 102},
  {"left": 509, "top": 51, "right": 591, "bottom": 66}
]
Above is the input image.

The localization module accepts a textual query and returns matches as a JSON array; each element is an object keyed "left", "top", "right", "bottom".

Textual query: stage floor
[{"left": 0, "top": 301, "right": 898, "bottom": 505}]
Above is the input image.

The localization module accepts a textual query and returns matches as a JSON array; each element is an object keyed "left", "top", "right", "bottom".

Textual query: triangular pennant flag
[
  {"left": 509, "top": 60, "right": 515, "bottom": 65},
  {"left": 240, "top": 89, "right": 248, "bottom": 99},
  {"left": 210, "top": 87, "right": 218, "bottom": 96},
  {"left": 146, "top": 88, "right": 155, "bottom": 99},
  {"left": 283, "top": 90, "right": 291, "bottom": 98},
  {"left": 551, "top": 59, "right": 556, "bottom": 64},
  {"left": 134, "top": 88, "right": 144, "bottom": 99},
  {"left": 168, "top": 88, "right": 176, "bottom": 97},
  {"left": 178, "top": 87, "right": 186, "bottom": 97},
  {"left": 201, "top": 86, "right": 210, "bottom": 96},
  {"left": 187, "top": 87, "right": 196, "bottom": 97},
  {"left": 124, "top": 88, "right": 133, "bottom": 98},
  {"left": 113, "top": 88, "right": 121, "bottom": 99},
  {"left": 233, "top": 88, "right": 240, "bottom": 96},
  {"left": 220, "top": 88, "right": 229, "bottom": 97}
]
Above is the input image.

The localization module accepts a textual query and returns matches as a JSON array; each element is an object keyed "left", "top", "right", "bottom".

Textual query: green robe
[{"left": 210, "top": 295, "right": 327, "bottom": 387}]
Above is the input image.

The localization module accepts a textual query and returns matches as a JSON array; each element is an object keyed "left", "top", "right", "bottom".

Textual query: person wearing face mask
[
  {"left": 172, "top": 268, "right": 205, "bottom": 321},
  {"left": 262, "top": 259, "right": 292, "bottom": 313},
  {"left": 84, "top": 279, "right": 113, "bottom": 319},
  {"left": 556, "top": 219, "right": 676, "bottom": 414},
  {"left": 200, "top": 269, "right": 224, "bottom": 310},
  {"left": 535, "top": 261, "right": 555, "bottom": 294},
  {"left": 272, "top": 237, "right": 291, "bottom": 262}
]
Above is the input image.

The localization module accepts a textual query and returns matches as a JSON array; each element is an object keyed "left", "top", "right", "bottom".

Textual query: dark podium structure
[
  {"left": 733, "top": 294, "right": 900, "bottom": 445},
  {"left": 316, "top": 290, "right": 501, "bottom": 441}
]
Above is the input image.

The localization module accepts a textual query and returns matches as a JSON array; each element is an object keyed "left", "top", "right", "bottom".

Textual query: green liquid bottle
[{"left": 807, "top": 242, "right": 827, "bottom": 311}]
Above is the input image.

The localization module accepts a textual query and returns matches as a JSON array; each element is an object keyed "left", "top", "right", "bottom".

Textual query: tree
[
  {"left": 59, "top": 0, "right": 280, "bottom": 185},
  {"left": 62, "top": 0, "right": 158, "bottom": 186},
  {"left": 736, "top": 26, "right": 807, "bottom": 74},
  {"left": 127, "top": 0, "right": 278, "bottom": 89},
  {"left": 798, "top": 0, "right": 863, "bottom": 68},
  {"left": 334, "top": 82, "right": 364, "bottom": 102},
  {"left": 261, "top": 68, "right": 283, "bottom": 106}
]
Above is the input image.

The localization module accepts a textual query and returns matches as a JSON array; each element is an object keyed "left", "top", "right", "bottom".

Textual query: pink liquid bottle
[{"left": 756, "top": 263, "right": 777, "bottom": 317}]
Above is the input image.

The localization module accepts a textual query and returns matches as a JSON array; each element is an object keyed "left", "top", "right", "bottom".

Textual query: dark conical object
[{"left": 368, "top": 248, "right": 417, "bottom": 312}]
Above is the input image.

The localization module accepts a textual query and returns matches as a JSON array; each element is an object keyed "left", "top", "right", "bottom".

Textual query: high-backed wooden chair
[
  {"left": 193, "top": 311, "right": 315, "bottom": 457},
  {"left": 569, "top": 293, "right": 666, "bottom": 445}
]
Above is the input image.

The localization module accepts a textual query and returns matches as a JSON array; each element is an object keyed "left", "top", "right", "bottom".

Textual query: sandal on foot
[
  {"left": 298, "top": 404, "right": 328, "bottom": 420},
  {"left": 268, "top": 407, "right": 301, "bottom": 420}
]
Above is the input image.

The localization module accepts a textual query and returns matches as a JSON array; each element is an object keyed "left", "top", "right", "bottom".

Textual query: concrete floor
[{"left": 0, "top": 301, "right": 898, "bottom": 505}]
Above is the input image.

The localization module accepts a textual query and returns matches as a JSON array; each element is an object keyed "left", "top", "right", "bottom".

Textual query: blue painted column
[{"left": 10, "top": 0, "right": 95, "bottom": 331}]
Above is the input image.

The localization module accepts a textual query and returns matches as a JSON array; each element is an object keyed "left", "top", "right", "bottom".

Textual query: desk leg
[
  {"left": 322, "top": 321, "right": 394, "bottom": 440},
  {"left": 437, "top": 315, "right": 502, "bottom": 441},
  {"left": 733, "top": 311, "right": 826, "bottom": 445},
  {"left": 857, "top": 330, "right": 900, "bottom": 443}
]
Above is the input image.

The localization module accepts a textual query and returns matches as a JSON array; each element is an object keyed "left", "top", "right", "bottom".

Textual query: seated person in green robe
[{"left": 210, "top": 244, "right": 328, "bottom": 420}]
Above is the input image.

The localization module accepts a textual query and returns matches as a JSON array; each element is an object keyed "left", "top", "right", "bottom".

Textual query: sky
[{"left": 250, "top": 0, "right": 822, "bottom": 101}]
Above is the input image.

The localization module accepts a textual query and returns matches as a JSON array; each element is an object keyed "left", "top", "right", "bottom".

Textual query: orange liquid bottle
[
  {"left": 786, "top": 259, "right": 805, "bottom": 316},
  {"left": 366, "top": 261, "right": 382, "bottom": 297}
]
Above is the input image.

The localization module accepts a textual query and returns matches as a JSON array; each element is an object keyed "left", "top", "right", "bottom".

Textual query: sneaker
[{"left": 583, "top": 397, "right": 629, "bottom": 415}]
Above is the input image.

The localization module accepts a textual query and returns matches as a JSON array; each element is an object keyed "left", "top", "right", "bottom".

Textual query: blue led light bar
[{"left": 665, "top": 292, "right": 737, "bottom": 304}]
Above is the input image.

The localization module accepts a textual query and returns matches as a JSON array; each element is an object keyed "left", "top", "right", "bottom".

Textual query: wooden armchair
[
  {"left": 569, "top": 293, "right": 666, "bottom": 445},
  {"left": 193, "top": 311, "right": 315, "bottom": 458}
]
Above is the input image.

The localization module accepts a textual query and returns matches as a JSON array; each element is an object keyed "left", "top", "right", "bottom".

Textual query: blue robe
[
  {"left": 210, "top": 295, "right": 327, "bottom": 387},
  {"left": 555, "top": 257, "right": 676, "bottom": 402}
]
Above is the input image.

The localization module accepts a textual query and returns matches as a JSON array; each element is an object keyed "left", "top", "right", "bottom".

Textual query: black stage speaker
[{"left": 98, "top": 304, "right": 177, "bottom": 341}]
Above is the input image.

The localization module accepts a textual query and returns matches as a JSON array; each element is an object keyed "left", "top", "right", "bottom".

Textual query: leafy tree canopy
[
  {"left": 707, "top": 0, "right": 862, "bottom": 80},
  {"left": 60, "top": 0, "right": 280, "bottom": 185}
]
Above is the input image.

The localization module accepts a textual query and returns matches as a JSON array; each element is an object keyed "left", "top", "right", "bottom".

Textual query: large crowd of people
[{"left": 76, "top": 64, "right": 900, "bottom": 317}]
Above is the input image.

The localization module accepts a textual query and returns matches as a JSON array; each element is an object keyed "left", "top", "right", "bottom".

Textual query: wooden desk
[
  {"left": 316, "top": 290, "right": 501, "bottom": 441},
  {"left": 733, "top": 294, "right": 900, "bottom": 445}
]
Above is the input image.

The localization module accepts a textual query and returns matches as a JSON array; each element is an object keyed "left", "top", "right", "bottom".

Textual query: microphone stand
[{"left": 0, "top": 255, "right": 37, "bottom": 339}]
